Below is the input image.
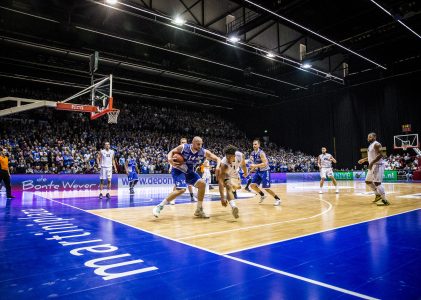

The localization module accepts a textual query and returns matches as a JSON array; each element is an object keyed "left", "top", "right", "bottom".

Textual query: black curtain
[{"left": 261, "top": 73, "right": 421, "bottom": 168}]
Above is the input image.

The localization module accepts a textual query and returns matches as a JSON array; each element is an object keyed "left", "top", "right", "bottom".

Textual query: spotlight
[
  {"left": 228, "top": 36, "right": 240, "bottom": 43},
  {"left": 266, "top": 52, "right": 275, "bottom": 58},
  {"left": 105, "top": 0, "right": 118, "bottom": 5},
  {"left": 172, "top": 16, "right": 186, "bottom": 26},
  {"left": 301, "top": 63, "right": 312, "bottom": 69}
]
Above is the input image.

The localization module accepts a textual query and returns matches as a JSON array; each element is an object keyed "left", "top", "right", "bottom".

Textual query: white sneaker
[
  {"left": 170, "top": 200, "right": 176, "bottom": 205},
  {"left": 274, "top": 199, "right": 281, "bottom": 206},
  {"left": 194, "top": 208, "right": 209, "bottom": 218},
  {"left": 232, "top": 206, "right": 239, "bottom": 219},
  {"left": 259, "top": 195, "right": 267, "bottom": 203},
  {"left": 335, "top": 189, "right": 339, "bottom": 194},
  {"left": 319, "top": 190, "right": 323, "bottom": 194},
  {"left": 153, "top": 205, "right": 163, "bottom": 218}
]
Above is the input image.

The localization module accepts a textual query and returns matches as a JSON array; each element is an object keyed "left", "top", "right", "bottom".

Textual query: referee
[{"left": 0, "top": 147, "right": 14, "bottom": 199}]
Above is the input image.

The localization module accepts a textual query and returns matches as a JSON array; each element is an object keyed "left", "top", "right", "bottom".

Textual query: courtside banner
[
  {"left": 353, "top": 170, "right": 398, "bottom": 181},
  {"left": 11, "top": 174, "right": 116, "bottom": 191},
  {"left": 240, "top": 173, "right": 287, "bottom": 184},
  {"left": 118, "top": 174, "right": 174, "bottom": 188},
  {"left": 333, "top": 171, "right": 354, "bottom": 180},
  {"left": 286, "top": 172, "right": 321, "bottom": 182}
]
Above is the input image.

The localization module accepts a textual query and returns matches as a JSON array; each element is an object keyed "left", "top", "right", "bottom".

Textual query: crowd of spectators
[
  {"left": 1, "top": 87, "right": 418, "bottom": 177},
  {"left": 0, "top": 87, "right": 319, "bottom": 174}
]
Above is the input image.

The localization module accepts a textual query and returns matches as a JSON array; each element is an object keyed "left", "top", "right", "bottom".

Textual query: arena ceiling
[{"left": 0, "top": 0, "right": 420, "bottom": 109}]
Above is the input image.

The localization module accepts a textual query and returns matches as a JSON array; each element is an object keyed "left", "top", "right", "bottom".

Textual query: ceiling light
[
  {"left": 172, "top": 16, "right": 186, "bottom": 26},
  {"left": 228, "top": 36, "right": 240, "bottom": 43},
  {"left": 301, "top": 63, "right": 312, "bottom": 69},
  {"left": 105, "top": 0, "right": 118, "bottom": 5},
  {"left": 266, "top": 52, "right": 275, "bottom": 58}
]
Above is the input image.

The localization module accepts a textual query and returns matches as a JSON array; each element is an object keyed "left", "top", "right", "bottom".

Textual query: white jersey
[
  {"left": 221, "top": 151, "right": 244, "bottom": 179},
  {"left": 368, "top": 141, "right": 383, "bottom": 165},
  {"left": 319, "top": 153, "right": 333, "bottom": 168},
  {"left": 100, "top": 149, "right": 115, "bottom": 168}
]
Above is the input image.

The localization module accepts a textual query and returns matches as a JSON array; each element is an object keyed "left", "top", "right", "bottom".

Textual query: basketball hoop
[
  {"left": 107, "top": 109, "right": 120, "bottom": 124},
  {"left": 402, "top": 145, "right": 408, "bottom": 151}
]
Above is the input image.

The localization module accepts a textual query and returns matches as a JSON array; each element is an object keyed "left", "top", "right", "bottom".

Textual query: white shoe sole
[
  {"left": 274, "top": 201, "right": 281, "bottom": 206},
  {"left": 232, "top": 206, "right": 239, "bottom": 219}
]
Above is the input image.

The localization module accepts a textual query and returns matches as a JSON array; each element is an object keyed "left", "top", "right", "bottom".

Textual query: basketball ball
[{"left": 172, "top": 153, "right": 184, "bottom": 163}]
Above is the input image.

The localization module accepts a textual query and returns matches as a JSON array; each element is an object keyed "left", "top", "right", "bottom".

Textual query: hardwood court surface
[{"left": 90, "top": 181, "right": 421, "bottom": 253}]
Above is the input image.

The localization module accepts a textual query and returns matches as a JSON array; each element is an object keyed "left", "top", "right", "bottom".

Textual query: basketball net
[{"left": 107, "top": 109, "right": 120, "bottom": 124}]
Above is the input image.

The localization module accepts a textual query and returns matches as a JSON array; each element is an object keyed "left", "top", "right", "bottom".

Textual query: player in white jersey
[
  {"left": 358, "top": 132, "right": 390, "bottom": 205},
  {"left": 169, "top": 138, "right": 197, "bottom": 205},
  {"left": 318, "top": 147, "right": 339, "bottom": 194},
  {"left": 97, "top": 142, "right": 117, "bottom": 199},
  {"left": 218, "top": 145, "right": 248, "bottom": 219},
  {"left": 202, "top": 159, "right": 212, "bottom": 194}
]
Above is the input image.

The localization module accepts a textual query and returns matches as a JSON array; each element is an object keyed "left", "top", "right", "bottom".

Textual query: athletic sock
[
  {"left": 369, "top": 183, "right": 380, "bottom": 195},
  {"left": 159, "top": 199, "right": 169, "bottom": 206},
  {"left": 259, "top": 191, "right": 264, "bottom": 197},
  {"left": 197, "top": 201, "right": 203, "bottom": 209},
  {"left": 376, "top": 185, "right": 386, "bottom": 200},
  {"left": 190, "top": 192, "right": 194, "bottom": 199},
  {"left": 246, "top": 179, "right": 252, "bottom": 189},
  {"left": 229, "top": 200, "right": 236, "bottom": 207},
  {"left": 233, "top": 191, "right": 238, "bottom": 199},
  {"left": 274, "top": 195, "right": 280, "bottom": 200}
]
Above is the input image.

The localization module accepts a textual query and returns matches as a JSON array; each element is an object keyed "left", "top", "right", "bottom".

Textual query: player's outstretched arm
[
  {"left": 205, "top": 150, "right": 221, "bottom": 179},
  {"left": 358, "top": 157, "right": 368, "bottom": 164},
  {"left": 218, "top": 164, "right": 228, "bottom": 207}
]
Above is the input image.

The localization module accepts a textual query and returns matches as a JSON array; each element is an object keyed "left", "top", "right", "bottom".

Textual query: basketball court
[{"left": 2, "top": 180, "right": 421, "bottom": 299}]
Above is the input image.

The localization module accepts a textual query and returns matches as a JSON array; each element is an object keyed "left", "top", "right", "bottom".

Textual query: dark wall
[{"left": 262, "top": 73, "right": 421, "bottom": 168}]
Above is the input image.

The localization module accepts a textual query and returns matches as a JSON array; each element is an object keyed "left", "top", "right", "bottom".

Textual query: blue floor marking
[
  {"left": 0, "top": 192, "right": 373, "bottom": 299},
  {"left": 229, "top": 209, "right": 421, "bottom": 300}
]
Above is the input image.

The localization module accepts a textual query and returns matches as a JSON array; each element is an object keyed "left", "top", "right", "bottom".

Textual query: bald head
[{"left": 192, "top": 136, "right": 203, "bottom": 151}]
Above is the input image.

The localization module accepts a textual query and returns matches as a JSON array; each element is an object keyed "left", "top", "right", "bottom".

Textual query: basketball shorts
[
  {"left": 100, "top": 167, "right": 113, "bottom": 180},
  {"left": 128, "top": 172, "right": 139, "bottom": 182},
  {"left": 251, "top": 170, "right": 271, "bottom": 188},
  {"left": 320, "top": 167, "right": 334, "bottom": 179},
  {"left": 172, "top": 168, "right": 201, "bottom": 189},
  {"left": 366, "top": 164, "right": 385, "bottom": 183}
]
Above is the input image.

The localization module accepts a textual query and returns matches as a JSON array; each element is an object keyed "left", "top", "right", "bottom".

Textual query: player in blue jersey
[
  {"left": 125, "top": 152, "right": 139, "bottom": 195},
  {"left": 153, "top": 136, "right": 221, "bottom": 218},
  {"left": 169, "top": 137, "right": 197, "bottom": 205},
  {"left": 249, "top": 139, "right": 282, "bottom": 206}
]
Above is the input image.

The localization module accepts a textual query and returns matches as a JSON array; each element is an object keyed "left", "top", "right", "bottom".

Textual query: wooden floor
[{"left": 90, "top": 181, "right": 421, "bottom": 253}]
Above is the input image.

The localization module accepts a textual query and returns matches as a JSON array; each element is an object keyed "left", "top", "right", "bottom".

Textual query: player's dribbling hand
[{"left": 168, "top": 157, "right": 180, "bottom": 167}]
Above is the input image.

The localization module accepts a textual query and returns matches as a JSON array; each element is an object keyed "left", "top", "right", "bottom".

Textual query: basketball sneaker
[
  {"left": 319, "top": 190, "right": 323, "bottom": 194},
  {"left": 372, "top": 194, "right": 382, "bottom": 203},
  {"left": 106, "top": 193, "right": 111, "bottom": 199},
  {"left": 232, "top": 206, "right": 239, "bottom": 219},
  {"left": 377, "top": 199, "right": 391, "bottom": 206},
  {"left": 335, "top": 189, "right": 339, "bottom": 194},
  {"left": 153, "top": 205, "right": 164, "bottom": 218},
  {"left": 274, "top": 199, "right": 281, "bottom": 206},
  {"left": 170, "top": 200, "right": 175, "bottom": 205},
  {"left": 259, "top": 195, "right": 267, "bottom": 203},
  {"left": 191, "top": 196, "right": 198, "bottom": 202},
  {"left": 99, "top": 193, "right": 103, "bottom": 199},
  {"left": 194, "top": 208, "right": 209, "bottom": 218}
]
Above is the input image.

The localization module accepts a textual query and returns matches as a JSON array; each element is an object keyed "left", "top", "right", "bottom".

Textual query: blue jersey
[
  {"left": 127, "top": 158, "right": 137, "bottom": 173},
  {"left": 176, "top": 144, "right": 206, "bottom": 173},
  {"left": 251, "top": 149, "right": 269, "bottom": 171}
]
